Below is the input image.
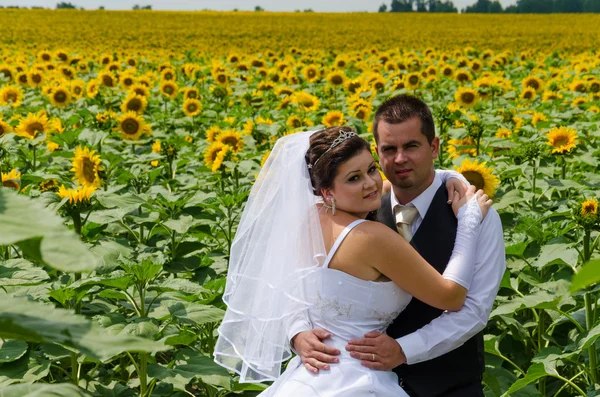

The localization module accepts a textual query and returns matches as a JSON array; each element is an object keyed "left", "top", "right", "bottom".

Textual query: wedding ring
[{"left": 372, "top": 353, "right": 376, "bottom": 361}]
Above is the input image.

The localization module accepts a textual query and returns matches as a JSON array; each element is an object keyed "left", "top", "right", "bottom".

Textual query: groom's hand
[
  {"left": 292, "top": 329, "right": 340, "bottom": 374},
  {"left": 346, "top": 331, "right": 406, "bottom": 370}
]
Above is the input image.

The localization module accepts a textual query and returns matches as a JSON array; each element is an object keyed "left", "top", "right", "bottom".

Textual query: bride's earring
[{"left": 323, "top": 196, "right": 336, "bottom": 215}]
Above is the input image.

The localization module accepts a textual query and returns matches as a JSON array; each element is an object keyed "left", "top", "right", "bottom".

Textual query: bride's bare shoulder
[{"left": 350, "top": 220, "right": 399, "bottom": 244}]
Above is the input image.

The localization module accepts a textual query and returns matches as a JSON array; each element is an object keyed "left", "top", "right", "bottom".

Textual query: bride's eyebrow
[{"left": 344, "top": 162, "right": 377, "bottom": 178}]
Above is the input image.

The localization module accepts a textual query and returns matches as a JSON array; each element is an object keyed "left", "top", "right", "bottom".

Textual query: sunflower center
[
  {"left": 461, "top": 92, "right": 475, "bottom": 104},
  {"left": 102, "top": 75, "right": 114, "bottom": 87},
  {"left": 457, "top": 73, "right": 468, "bottom": 82},
  {"left": 2, "top": 180, "right": 19, "bottom": 190},
  {"left": 124, "top": 77, "right": 133, "bottom": 86},
  {"left": 527, "top": 80, "right": 540, "bottom": 90},
  {"left": 582, "top": 202, "right": 598, "bottom": 215},
  {"left": 187, "top": 103, "right": 198, "bottom": 113},
  {"left": 307, "top": 69, "right": 316, "bottom": 78},
  {"left": 54, "top": 91, "right": 67, "bottom": 103},
  {"left": 222, "top": 137, "right": 238, "bottom": 147},
  {"left": 58, "top": 53, "right": 68, "bottom": 61},
  {"left": 462, "top": 171, "right": 485, "bottom": 191},
  {"left": 42, "top": 54, "right": 51, "bottom": 61},
  {"left": 331, "top": 75, "right": 343, "bottom": 85},
  {"left": 5, "top": 92, "right": 17, "bottom": 102},
  {"left": 82, "top": 158, "right": 97, "bottom": 183},
  {"left": 524, "top": 91, "right": 533, "bottom": 99},
  {"left": 409, "top": 76, "right": 419, "bottom": 85},
  {"left": 74, "top": 87, "right": 82, "bottom": 95},
  {"left": 187, "top": 91, "right": 197, "bottom": 99},
  {"left": 0, "top": 125, "right": 4, "bottom": 135},
  {"left": 122, "top": 118, "right": 140, "bottom": 135},
  {"left": 134, "top": 88, "right": 146, "bottom": 96},
  {"left": 443, "top": 68, "right": 452, "bottom": 76},
  {"left": 32, "top": 74, "right": 42, "bottom": 83},
  {"left": 127, "top": 98, "right": 142, "bottom": 112},
  {"left": 164, "top": 85, "right": 174, "bottom": 94},
  {"left": 19, "top": 75, "right": 27, "bottom": 84},
  {"left": 26, "top": 122, "right": 44, "bottom": 136},
  {"left": 217, "top": 74, "right": 227, "bottom": 83},
  {"left": 553, "top": 136, "right": 569, "bottom": 148}
]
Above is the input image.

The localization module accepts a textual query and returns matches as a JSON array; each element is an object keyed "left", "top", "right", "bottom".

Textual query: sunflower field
[{"left": 1, "top": 8, "right": 600, "bottom": 397}]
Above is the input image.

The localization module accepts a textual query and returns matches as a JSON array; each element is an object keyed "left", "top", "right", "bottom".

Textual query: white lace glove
[{"left": 442, "top": 196, "right": 483, "bottom": 290}]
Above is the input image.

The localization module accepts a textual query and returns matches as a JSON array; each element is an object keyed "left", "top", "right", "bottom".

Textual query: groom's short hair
[{"left": 372, "top": 95, "right": 435, "bottom": 144}]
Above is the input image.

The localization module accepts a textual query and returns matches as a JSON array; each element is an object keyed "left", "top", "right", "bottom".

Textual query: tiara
[{"left": 308, "top": 129, "right": 359, "bottom": 169}]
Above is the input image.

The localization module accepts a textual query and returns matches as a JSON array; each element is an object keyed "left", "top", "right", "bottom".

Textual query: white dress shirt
[{"left": 393, "top": 170, "right": 506, "bottom": 365}]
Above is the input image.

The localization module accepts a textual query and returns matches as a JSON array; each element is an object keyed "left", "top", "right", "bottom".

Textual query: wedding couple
[{"left": 214, "top": 95, "right": 506, "bottom": 397}]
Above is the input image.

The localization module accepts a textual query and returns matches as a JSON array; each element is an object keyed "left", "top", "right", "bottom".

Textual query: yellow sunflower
[
  {"left": 120, "top": 74, "right": 136, "bottom": 89},
  {"left": 546, "top": 126, "right": 577, "bottom": 154},
  {"left": 205, "top": 126, "right": 221, "bottom": 142},
  {"left": 217, "top": 129, "right": 244, "bottom": 153},
  {"left": 15, "top": 112, "right": 49, "bottom": 140},
  {"left": 455, "top": 69, "right": 471, "bottom": 83},
  {"left": 580, "top": 199, "right": 599, "bottom": 217},
  {"left": 302, "top": 65, "right": 320, "bottom": 83},
  {"left": 117, "top": 112, "right": 150, "bottom": 141},
  {"left": 98, "top": 72, "right": 117, "bottom": 88},
  {"left": 1, "top": 169, "right": 21, "bottom": 190},
  {"left": 531, "top": 112, "right": 548, "bottom": 126},
  {"left": 130, "top": 83, "right": 150, "bottom": 98},
  {"left": 46, "top": 141, "right": 60, "bottom": 152},
  {"left": 70, "top": 79, "right": 85, "bottom": 98},
  {"left": 286, "top": 115, "right": 303, "bottom": 129},
  {"left": 293, "top": 91, "right": 320, "bottom": 112},
  {"left": 204, "top": 141, "right": 227, "bottom": 170},
  {"left": 522, "top": 75, "right": 544, "bottom": 93},
  {"left": 49, "top": 85, "right": 71, "bottom": 107},
  {"left": 454, "top": 88, "right": 479, "bottom": 108},
  {"left": 159, "top": 81, "right": 179, "bottom": 99},
  {"left": 495, "top": 128, "right": 512, "bottom": 138},
  {"left": 455, "top": 158, "right": 499, "bottom": 197},
  {"left": 183, "top": 98, "right": 202, "bottom": 117},
  {"left": 327, "top": 70, "right": 346, "bottom": 87},
  {"left": 353, "top": 104, "right": 373, "bottom": 122},
  {"left": 569, "top": 80, "right": 587, "bottom": 93},
  {"left": 57, "top": 184, "right": 96, "bottom": 205},
  {"left": 16, "top": 72, "right": 28, "bottom": 86},
  {"left": 37, "top": 50, "right": 52, "bottom": 63},
  {"left": 71, "top": 146, "right": 103, "bottom": 188},
  {"left": 446, "top": 137, "right": 477, "bottom": 159},
  {"left": 28, "top": 70, "right": 45, "bottom": 88},
  {"left": 120, "top": 93, "right": 148, "bottom": 114},
  {"left": 0, "top": 86, "right": 24, "bottom": 108},
  {"left": 160, "top": 68, "right": 176, "bottom": 81},
  {"left": 211, "top": 145, "right": 231, "bottom": 173},
  {"left": 0, "top": 119, "right": 12, "bottom": 137},
  {"left": 182, "top": 87, "right": 200, "bottom": 100},
  {"left": 86, "top": 79, "right": 100, "bottom": 98},
  {"left": 405, "top": 73, "right": 420, "bottom": 90},
  {"left": 40, "top": 179, "right": 58, "bottom": 192},
  {"left": 520, "top": 87, "right": 537, "bottom": 102},
  {"left": 152, "top": 140, "right": 161, "bottom": 153},
  {"left": 322, "top": 111, "right": 345, "bottom": 127}
]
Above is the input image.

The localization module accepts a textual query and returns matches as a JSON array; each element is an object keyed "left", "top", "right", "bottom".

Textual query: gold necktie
[{"left": 394, "top": 205, "right": 419, "bottom": 242}]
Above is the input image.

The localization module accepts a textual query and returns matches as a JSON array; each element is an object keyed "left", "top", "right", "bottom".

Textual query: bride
[{"left": 213, "top": 126, "right": 491, "bottom": 396}]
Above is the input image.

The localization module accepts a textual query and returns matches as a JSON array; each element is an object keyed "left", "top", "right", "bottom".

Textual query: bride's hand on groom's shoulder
[
  {"left": 292, "top": 329, "right": 341, "bottom": 374},
  {"left": 346, "top": 331, "right": 406, "bottom": 371}
]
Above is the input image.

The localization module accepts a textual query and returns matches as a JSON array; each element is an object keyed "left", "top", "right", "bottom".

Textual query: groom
[{"left": 291, "top": 95, "right": 505, "bottom": 396}]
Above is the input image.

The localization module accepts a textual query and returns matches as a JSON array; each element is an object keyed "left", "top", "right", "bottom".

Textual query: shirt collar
[{"left": 390, "top": 171, "right": 442, "bottom": 220}]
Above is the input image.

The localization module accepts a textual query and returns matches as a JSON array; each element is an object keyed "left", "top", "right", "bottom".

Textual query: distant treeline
[{"left": 379, "top": 0, "right": 600, "bottom": 13}]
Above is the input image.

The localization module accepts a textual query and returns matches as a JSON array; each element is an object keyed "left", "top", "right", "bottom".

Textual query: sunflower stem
[
  {"left": 71, "top": 210, "right": 82, "bottom": 237},
  {"left": 32, "top": 144, "right": 37, "bottom": 172}
]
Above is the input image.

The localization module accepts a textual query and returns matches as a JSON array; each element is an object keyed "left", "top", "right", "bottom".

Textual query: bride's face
[{"left": 325, "top": 149, "right": 383, "bottom": 218}]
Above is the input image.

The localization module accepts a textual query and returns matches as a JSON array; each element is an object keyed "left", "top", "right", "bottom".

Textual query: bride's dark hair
[{"left": 305, "top": 126, "right": 372, "bottom": 197}]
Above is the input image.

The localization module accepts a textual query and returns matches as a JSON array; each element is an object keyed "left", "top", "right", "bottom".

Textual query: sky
[{"left": 4, "top": 0, "right": 517, "bottom": 12}]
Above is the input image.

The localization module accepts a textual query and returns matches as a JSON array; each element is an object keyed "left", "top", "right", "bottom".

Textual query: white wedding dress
[{"left": 259, "top": 219, "right": 412, "bottom": 397}]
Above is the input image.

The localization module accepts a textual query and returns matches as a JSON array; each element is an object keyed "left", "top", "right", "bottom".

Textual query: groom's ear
[{"left": 430, "top": 137, "right": 440, "bottom": 158}]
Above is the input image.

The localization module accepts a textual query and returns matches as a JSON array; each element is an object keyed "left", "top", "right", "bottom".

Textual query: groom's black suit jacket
[{"left": 378, "top": 186, "right": 484, "bottom": 397}]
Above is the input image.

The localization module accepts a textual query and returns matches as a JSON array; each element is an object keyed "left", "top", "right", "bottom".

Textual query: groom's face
[{"left": 376, "top": 117, "right": 439, "bottom": 198}]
